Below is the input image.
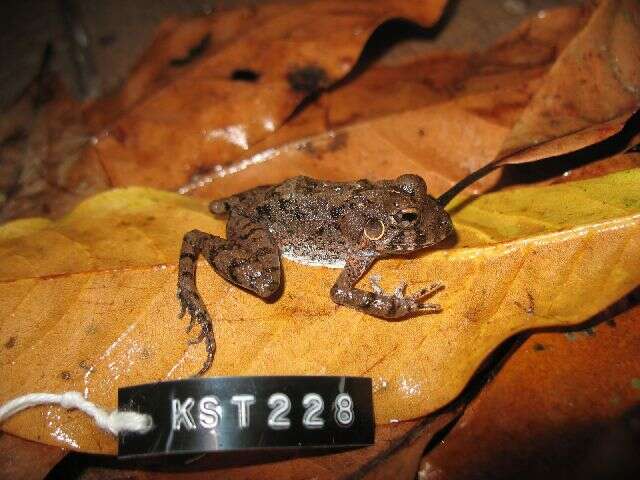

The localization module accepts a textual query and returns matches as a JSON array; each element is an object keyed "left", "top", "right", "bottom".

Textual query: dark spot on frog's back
[
  {"left": 60, "top": 370, "right": 71, "bottom": 381},
  {"left": 287, "top": 65, "right": 330, "bottom": 93},
  {"left": 4, "top": 336, "right": 16, "bottom": 349},
  {"left": 278, "top": 198, "right": 293, "bottom": 212},
  {"left": 255, "top": 204, "right": 271, "bottom": 216}
]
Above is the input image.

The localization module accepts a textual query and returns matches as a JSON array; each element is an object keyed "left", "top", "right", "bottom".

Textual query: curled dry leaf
[
  {"left": 0, "top": 169, "right": 638, "bottom": 453},
  {"left": 496, "top": 0, "right": 640, "bottom": 164}
]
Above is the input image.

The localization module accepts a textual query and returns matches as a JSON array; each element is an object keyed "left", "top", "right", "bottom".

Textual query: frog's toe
[
  {"left": 185, "top": 313, "right": 197, "bottom": 334},
  {"left": 393, "top": 281, "right": 408, "bottom": 298},
  {"left": 370, "top": 274, "right": 384, "bottom": 294},
  {"left": 415, "top": 282, "right": 444, "bottom": 300},
  {"left": 418, "top": 302, "right": 442, "bottom": 313},
  {"left": 195, "top": 325, "right": 216, "bottom": 376}
]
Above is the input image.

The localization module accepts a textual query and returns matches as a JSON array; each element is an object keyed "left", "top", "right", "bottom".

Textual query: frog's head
[{"left": 361, "top": 174, "right": 453, "bottom": 255}]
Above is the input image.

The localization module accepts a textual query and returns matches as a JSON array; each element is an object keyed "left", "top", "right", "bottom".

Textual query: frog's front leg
[
  {"left": 330, "top": 255, "right": 442, "bottom": 319},
  {"left": 177, "top": 214, "right": 281, "bottom": 374}
]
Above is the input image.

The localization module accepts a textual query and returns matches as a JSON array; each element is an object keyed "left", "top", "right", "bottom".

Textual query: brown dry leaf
[
  {"left": 0, "top": 169, "right": 638, "bottom": 453},
  {"left": 232, "top": 50, "right": 472, "bottom": 162},
  {"left": 496, "top": 0, "right": 640, "bottom": 164},
  {"left": 83, "top": 0, "right": 448, "bottom": 191},
  {"left": 185, "top": 1, "right": 640, "bottom": 204},
  {"left": 420, "top": 298, "right": 640, "bottom": 480},
  {"left": 0, "top": 72, "right": 108, "bottom": 222}
]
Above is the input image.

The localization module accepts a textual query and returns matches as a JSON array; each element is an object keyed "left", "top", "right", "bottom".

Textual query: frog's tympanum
[{"left": 178, "top": 174, "right": 453, "bottom": 374}]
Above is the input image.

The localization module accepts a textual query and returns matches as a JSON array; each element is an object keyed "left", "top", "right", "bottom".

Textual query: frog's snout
[{"left": 440, "top": 213, "right": 454, "bottom": 240}]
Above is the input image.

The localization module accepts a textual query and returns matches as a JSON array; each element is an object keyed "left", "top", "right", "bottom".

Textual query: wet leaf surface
[
  {"left": 182, "top": 4, "right": 594, "bottom": 199},
  {"left": 84, "top": 0, "right": 448, "bottom": 191},
  {"left": 1, "top": 170, "right": 638, "bottom": 452}
]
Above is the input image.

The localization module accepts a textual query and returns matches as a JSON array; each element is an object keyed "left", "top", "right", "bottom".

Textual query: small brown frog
[{"left": 178, "top": 174, "right": 453, "bottom": 374}]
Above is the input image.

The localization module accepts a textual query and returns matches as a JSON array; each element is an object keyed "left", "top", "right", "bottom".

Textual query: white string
[{"left": 0, "top": 392, "right": 153, "bottom": 436}]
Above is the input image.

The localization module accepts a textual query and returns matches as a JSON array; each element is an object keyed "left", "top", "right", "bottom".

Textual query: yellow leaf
[{"left": 1, "top": 169, "right": 639, "bottom": 453}]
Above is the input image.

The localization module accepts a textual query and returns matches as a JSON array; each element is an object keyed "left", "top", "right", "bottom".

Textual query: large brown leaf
[
  {"left": 1, "top": 169, "right": 638, "bottom": 453},
  {"left": 0, "top": 4, "right": 609, "bottom": 221},
  {"left": 84, "top": 0, "right": 447, "bottom": 191},
  {"left": 420, "top": 298, "right": 640, "bottom": 479}
]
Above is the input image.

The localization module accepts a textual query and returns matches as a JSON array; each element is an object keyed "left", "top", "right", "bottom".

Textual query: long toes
[
  {"left": 415, "top": 282, "right": 444, "bottom": 299},
  {"left": 196, "top": 336, "right": 216, "bottom": 376},
  {"left": 393, "top": 282, "right": 407, "bottom": 298},
  {"left": 185, "top": 314, "right": 197, "bottom": 334},
  {"left": 418, "top": 302, "right": 442, "bottom": 313},
  {"left": 370, "top": 274, "right": 384, "bottom": 294}
]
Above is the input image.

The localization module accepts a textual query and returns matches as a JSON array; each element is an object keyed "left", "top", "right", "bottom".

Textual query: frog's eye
[
  {"left": 399, "top": 208, "right": 419, "bottom": 224},
  {"left": 364, "top": 219, "right": 385, "bottom": 241}
]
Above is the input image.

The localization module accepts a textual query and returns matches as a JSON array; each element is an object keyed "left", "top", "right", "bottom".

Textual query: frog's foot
[
  {"left": 367, "top": 276, "right": 444, "bottom": 317},
  {"left": 176, "top": 287, "right": 216, "bottom": 376},
  {"left": 189, "top": 313, "right": 216, "bottom": 376}
]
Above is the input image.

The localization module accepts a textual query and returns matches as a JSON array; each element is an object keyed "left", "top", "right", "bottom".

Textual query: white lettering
[
  {"left": 230, "top": 394, "right": 255, "bottom": 429},
  {"left": 267, "top": 393, "right": 291, "bottom": 430},
  {"left": 198, "top": 395, "right": 222, "bottom": 429},
  {"left": 302, "top": 393, "right": 325, "bottom": 429},
  {"left": 172, "top": 397, "right": 196, "bottom": 431}
]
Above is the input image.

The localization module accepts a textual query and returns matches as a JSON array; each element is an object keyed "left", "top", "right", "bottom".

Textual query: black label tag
[{"left": 118, "top": 376, "right": 374, "bottom": 458}]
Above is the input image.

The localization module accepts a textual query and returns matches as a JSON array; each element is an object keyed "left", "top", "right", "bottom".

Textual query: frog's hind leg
[{"left": 177, "top": 217, "right": 281, "bottom": 375}]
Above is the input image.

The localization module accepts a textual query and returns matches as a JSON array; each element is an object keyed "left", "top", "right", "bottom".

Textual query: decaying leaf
[
  {"left": 3, "top": 3, "right": 631, "bottom": 222},
  {"left": 84, "top": 0, "right": 448, "bottom": 191},
  {"left": 0, "top": 72, "right": 108, "bottom": 222},
  {"left": 0, "top": 169, "right": 638, "bottom": 453},
  {"left": 420, "top": 299, "right": 640, "bottom": 480},
  {"left": 496, "top": 0, "right": 640, "bottom": 164}
]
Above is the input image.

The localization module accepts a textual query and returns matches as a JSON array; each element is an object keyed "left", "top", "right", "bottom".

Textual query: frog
[{"left": 177, "top": 174, "right": 454, "bottom": 375}]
